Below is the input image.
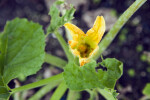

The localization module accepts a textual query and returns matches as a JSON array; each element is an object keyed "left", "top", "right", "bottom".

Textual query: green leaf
[
  {"left": 99, "top": 58, "right": 123, "bottom": 88},
  {"left": 0, "top": 93, "right": 10, "bottom": 100},
  {"left": 55, "top": 0, "right": 64, "bottom": 5},
  {"left": 0, "top": 31, "right": 8, "bottom": 75},
  {"left": 0, "top": 86, "right": 8, "bottom": 94},
  {"left": 0, "top": 76, "right": 4, "bottom": 86},
  {"left": 47, "top": 1, "right": 75, "bottom": 33},
  {"left": 63, "top": 58, "right": 123, "bottom": 90},
  {"left": 0, "top": 18, "right": 45, "bottom": 84},
  {"left": 143, "top": 83, "right": 150, "bottom": 96},
  {"left": 0, "top": 86, "right": 10, "bottom": 100},
  {"left": 63, "top": 60, "right": 103, "bottom": 90},
  {"left": 0, "top": 76, "right": 10, "bottom": 100}
]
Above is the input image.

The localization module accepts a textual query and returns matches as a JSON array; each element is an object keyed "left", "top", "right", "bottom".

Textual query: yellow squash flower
[{"left": 64, "top": 16, "right": 105, "bottom": 66}]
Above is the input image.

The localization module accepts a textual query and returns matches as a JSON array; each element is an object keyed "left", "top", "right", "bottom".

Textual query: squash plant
[{"left": 0, "top": 0, "right": 147, "bottom": 100}]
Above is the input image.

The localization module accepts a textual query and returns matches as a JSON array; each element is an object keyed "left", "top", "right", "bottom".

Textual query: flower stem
[
  {"left": 93, "top": 0, "right": 147, "bottom": 60},
  {"left": 50, "top": 80, "right": 68, "bottom": 100},
  {"left": 11, "top": 73, "right": 63, "bottom": 93},
  {"left": 29, "top": 80, "right": 62, "bottom": 100},
  {"left": 45, "top": 53, "right": 67, "bottom": 68},
  {"left": 67, "top": 90, "right": 81, "bottom": 100},
  {"left": 97, "top": 88, "right": 116, "bottom": 100},
  {"left": 86, "top": 89, "right": 99, "bottom": 100},
  {"left": 54, "top": 30, "right": 74, "bottom": 61}
]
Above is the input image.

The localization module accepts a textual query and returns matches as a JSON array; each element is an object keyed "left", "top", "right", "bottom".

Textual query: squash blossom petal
[{"left": 64, "top": 16, "right": 105, "bottom": 66}]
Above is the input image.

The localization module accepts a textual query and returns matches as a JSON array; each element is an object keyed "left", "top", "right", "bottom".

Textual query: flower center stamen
[{"left": 77, "top": 44, "right": 91, "bottom": 58}]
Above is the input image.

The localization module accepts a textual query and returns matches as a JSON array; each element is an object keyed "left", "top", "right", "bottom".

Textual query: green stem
[
  {"left": 50, "top": 81, "right": 67, "bottom": 100},
  {"left": 140, "top": 96, "right": 150, "bottom": 100},
  {"left": 97, "top": 88, "right": 116, "bottom": 100},
  {"left": 11, "top": 73, "right": 63, "bottom": 93},
  {"left": 93, "top": 0, "right": 147, "bottom": 60},
  {"left": 29, "top": 80, "right": 62, "bottom": 100},
  {"left": 86, "top": 89, "right": 99, "bottom": 100},
  {"left": 54, "top": 30, "right": 74, "bottom": 61},
  {"left": 45, "top": 53, "right": 67, "bottom": 68},
  {"left": 67, "top": 90, "right": 81, "bottom": 100},
  {"left": 13, "top": 80, "right": 21, "bottom": 100},
  {"left": 13, "top": 92, "right": 20, "bottom": 100}
]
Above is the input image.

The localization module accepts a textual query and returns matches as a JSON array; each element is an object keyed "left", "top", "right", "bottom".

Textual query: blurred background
[{"left": 0, "top": 0, "right": 150, "bottom": 100}]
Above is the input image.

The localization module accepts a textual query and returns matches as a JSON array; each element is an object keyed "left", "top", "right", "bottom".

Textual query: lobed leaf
[
  {"left": 63, "top": 58, "right": 123, "bottom": 90},
  {"left": 99, "top": 58, "right": 123, "bottom": 88},
  {"left": 47, "top": 1, "right": 75, "bottom": 33},
  {"left": 0, "top": 76, "right": 4, "bottom": 86},
  {"left": 0, "top": 93, "right": 10, "bottom": 100},
  {"left": 143, "top": 83, "right": 150, "bottom": 96},
  {"left": 0, "top": 86, "right": 10, "bottom": 100},
  {"left": 0, "top": 18, "right": 45, "bottom": 84}
]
